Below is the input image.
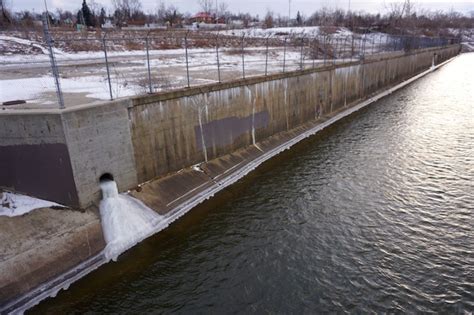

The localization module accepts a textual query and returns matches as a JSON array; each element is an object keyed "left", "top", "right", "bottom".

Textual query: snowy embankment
[
  {"left": 0, "top": 28, "right": 425, "bottom": 105},
  {"left": 0, "top": 33, "right": 305, "bottom": 104},
  {"left": 0, "top": 75, "right": 137, "bottom": 103},
  {"left": 0, "top": 35, "right": 221, "bottom": 65},
  {"left": 459, "top": 29, "right": 474, "bottom": 52},
  {"left": 0, "top": 191, "right": 63, "bottom": 217},
  {"left": 219, "top": 26, "right": 353, "bottom": 38},
  {"left": 461, "top": 42, "right": 474, "bottom": 52}
]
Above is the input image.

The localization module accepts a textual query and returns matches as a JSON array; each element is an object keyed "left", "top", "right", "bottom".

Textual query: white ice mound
[{"left": 99, "top": 180, "right": 168, "bottom": 261}]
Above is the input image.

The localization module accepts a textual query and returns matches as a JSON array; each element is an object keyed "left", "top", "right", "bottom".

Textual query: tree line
[
  {"left": 263, "top": 1, "right": 473, "bottom": 35},
  {"left": 1, "top": 0, "right": 473, "bottom": 33}
]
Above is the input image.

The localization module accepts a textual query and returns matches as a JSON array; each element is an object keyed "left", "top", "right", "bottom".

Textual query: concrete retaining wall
[
  {"left": 0, "top": 45, "right": 460, "bottom": 209},
  {"left": 61, "top": 102, "right": 138, "bottom": 207},
  {"left": 0, "top": 113, "right": 78, "bottom": 206},
  {"left": 129, "top": 46, "right": 459, "bottom": 184}
]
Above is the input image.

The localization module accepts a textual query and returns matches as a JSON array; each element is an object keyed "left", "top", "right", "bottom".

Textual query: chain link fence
[{"left": 38, "top": 16, "right": 459, "bottom": 109}]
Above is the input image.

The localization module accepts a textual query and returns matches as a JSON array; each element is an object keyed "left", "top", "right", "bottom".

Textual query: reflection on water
[{"left": 31, "top": 54, "right": 474, "bottom": 313}]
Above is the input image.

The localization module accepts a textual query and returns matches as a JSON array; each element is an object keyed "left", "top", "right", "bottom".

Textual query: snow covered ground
[
  {"left": 0, "top": 29, "right": 447, "bottom": 108},
  {"left": 1, "top": 34, "right": 232, "bottom": 65},
  {"left": 0, "top": 34, "right": 315, "bottom": 106},
  {"left": 218, "top": 26, "right": 356, "bottom": 38},
  {"left": 0, "top": 75, "right": 136, "bottom": 104},
  {"left": 0, "top": 191, "right": 63, "bottom": 217}
]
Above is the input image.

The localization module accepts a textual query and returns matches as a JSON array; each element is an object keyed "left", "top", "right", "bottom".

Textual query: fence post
[
  {"left": 313, "top": 37, "right": 317, "bottom": 68},
  {"left": 265, "top": 36, "right": 269, "bottom": 76},
  {"left": 341, "top": 37, "right": 344, "bottom": 63},
  {"left": 145, "top": 32, "right": 152, "bottom": 94},
  {"left": 42, "top": 13, "right": 65, "bottom": 109},
  {"left": 339, "top": 37, "right": 344, "bottom": 61},
  {"left": 240, "top": 34, "right": 246, "bottom": 79},
  {"left": 377, "top": 35, "right": 382, "bottom": 53},
  {"left": 101, "top": 33, "right": 113, "bottom": 100},
  {"left": 283, "top": 37, "right": 287, "bottom": 72},
  {"left": 300, "top": 36, "right": 305, "bottom": 70},
  {"left": 184, "top": 32, "right": 191, "bottom": 88},
  {"left": 343, "top": 37, "right": 347, "bottom": 61},
  {"left": 216, "top": 32, "right": 221, "bottom": 82},
  {"left": 342, "top": 37, "right": 346, "bottom": 62},
  {"left": 371, "top": 35, "right": 375, "bottom": 55},
  {"left": 351, "top": 35, "right": 355, "bottom": 60},
  {"left": 312, "top": 37, "right": 317, "bottom": 69},
  {"left": 362, "top": 34, "right": 367, "bottom": 60},
  {"left": 323, "top": 36, "right": 327, "bottom": 66},
  {"left": 333, "top": 37, "right": 338, "bottom": 65}
]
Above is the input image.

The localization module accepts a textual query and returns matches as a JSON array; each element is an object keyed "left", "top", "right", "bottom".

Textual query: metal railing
[{"left": 38, "top": 16, "right": 459, "bottom": 108}]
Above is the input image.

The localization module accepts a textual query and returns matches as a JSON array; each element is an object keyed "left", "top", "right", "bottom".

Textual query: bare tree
[
  {"left": 198, "top": 0, "right": 213, "bottom": 14},
  {"left": 157, "top": 2, "right": 182, "bottom": 26},
  {"left": 218, "top": 1, "right": 229, "bottom": 22},
  {"left": 88, "top": 0, "right": 101, "bottom": 17},
  {"left": 264, "top": 10, "right": 274, "bottom": 29},
  {"left": 112, "top": 0, "right": 143, "bottom": 23},
  {"left": 0, "top": 0, "right": 12, "bottom": 27},
  {"left": 157, "top": 1, "right": 166, "bottom": 22},
  {"left": 402, "top": 0, "right": 415, "bottom": 18},
  {"left": 386, "top": 0, "right": 416, "bottom": 29}
]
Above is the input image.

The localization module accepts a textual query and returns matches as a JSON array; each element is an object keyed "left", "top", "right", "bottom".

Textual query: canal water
[{"left": 31, "top": 54, "right": 473, "bottom": 314}]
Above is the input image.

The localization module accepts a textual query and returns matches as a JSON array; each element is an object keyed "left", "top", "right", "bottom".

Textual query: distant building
[
  {"left": 122, "top": 23, "right": 167, "bottom": 30},
  {"left": 192, "top": 12, "right": 214, "bottom": 23},
  {"left": 127, "top": 20, "right": 147, "bottom": 27},
  {"left": 191, "top": 12, "right": 225, "bottom": 24},
  {"left": 63, "top": 18, "right": 73, "bottom": 26},
  {"left": 191, "top": 22, "right": 226, "bottom": 30},
  {"left": 229, "top": 19, "right": 244, "bottom": 27},
  {"left": 101, "top": 19, "right": 114, "bottom": 29}
]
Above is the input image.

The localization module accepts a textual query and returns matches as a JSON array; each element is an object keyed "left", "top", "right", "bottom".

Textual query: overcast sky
[{"left": 9, "top": 0, "right": 474, "bottom": 16}]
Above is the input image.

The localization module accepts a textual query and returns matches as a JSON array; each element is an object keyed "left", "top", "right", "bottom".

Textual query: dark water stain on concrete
[
  {"left": 195, "top": 110, "right": 270, "bottom": 150},
  {"left": 0, "top": 143, "right": 79, "bottom": 206}
]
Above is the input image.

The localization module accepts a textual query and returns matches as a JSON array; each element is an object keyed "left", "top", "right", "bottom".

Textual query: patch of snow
[
  {"left": 192, "top": 164, "right": 204, "bottom": 172},
  {"left": 0, "top": 35, "right": 64, "bottom": 56},
  {"left": 0, "top": 191, "right": 62, "bottom": 217},
  {"left": 219, "top": 26, "right": 323, "bottom": 38},
  {"left": 0, "top": 74, "right": 137, "bottom": 102},
  {"left": 217, "top": 26, "right": 360, "bottom": 39},
  {"left": 0, "top": 42, "right": 229, "bottom": 65}
]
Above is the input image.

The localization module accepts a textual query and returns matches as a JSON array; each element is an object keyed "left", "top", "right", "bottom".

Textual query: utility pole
[
  {"left": 288, "top": 0, "right": 291, "bottom": 27},
  {"left": 348, "top": 0, "right": 353, "bottom": 30},
  {"left": 216, "top": 0, "right": 218, "bottom": 23}
]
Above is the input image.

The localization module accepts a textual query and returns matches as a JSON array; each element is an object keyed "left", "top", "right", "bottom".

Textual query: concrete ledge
[{"left": 0, "top": 207, "right": 104, "bottom": 306}]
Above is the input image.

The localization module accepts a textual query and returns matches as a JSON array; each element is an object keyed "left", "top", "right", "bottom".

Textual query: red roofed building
[
  {"left": 191, "top": 12, "right": 225, "bottom": 24},
  {"left": 192, "top": 12, "right": 214, "bottom": 23}
]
